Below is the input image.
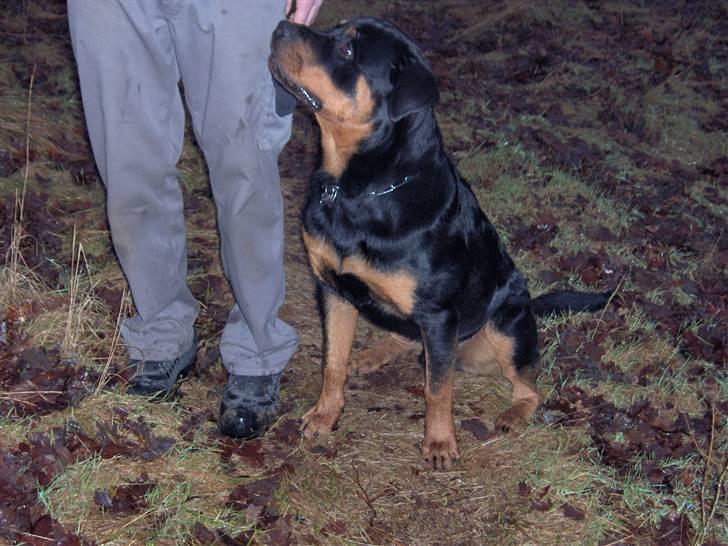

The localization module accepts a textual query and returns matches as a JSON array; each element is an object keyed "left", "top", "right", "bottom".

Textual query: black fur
[
  {"left": 531, "top": 290, "right": 612, "bottom": 317},
  {"left": 271, "top": 17, "right": 609, "bottom": 387}
]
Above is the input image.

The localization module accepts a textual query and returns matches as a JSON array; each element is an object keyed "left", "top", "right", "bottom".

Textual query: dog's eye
[{"left": 339, "top": 41, "right": 353, "bottom": 60}]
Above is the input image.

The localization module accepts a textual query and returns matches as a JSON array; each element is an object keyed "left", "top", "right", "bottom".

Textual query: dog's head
[{"left": 269, "top": 17, "right": 439, "bottom": 174}]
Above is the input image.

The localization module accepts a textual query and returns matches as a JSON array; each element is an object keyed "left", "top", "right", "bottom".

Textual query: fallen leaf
[
  {"left": 461, "top": 418, "right": 494, "bottom": 441},
  {"left": 562, "top": 502, "right": 586, "bottom": 520}
]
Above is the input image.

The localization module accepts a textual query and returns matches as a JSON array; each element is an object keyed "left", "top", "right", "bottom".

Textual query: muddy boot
[
  {"left": 218, "top": 372, "right": 282, "bottom": 439},
  {"left": 127, "top": 335, "right": 197, "bottom": 397}
]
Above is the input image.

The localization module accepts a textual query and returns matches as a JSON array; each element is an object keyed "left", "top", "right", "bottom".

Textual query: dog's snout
[{"left": 273, "top": 20, "right": 298, "bottom": 42}]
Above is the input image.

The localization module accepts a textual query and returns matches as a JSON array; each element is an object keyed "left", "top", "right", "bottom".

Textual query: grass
[
  {"left": 1, "top": 0, "right": 726, "bottom": 544},
  {"left": 42, "top": 446, "right": 258, "bottom": 543},
  {"left": 643, "top": 79, "right": 726, "bottom": 162}
]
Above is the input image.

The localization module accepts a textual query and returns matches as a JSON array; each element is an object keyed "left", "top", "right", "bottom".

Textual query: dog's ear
[{"left": 388, "top": 61, "right": 439, "bottom": 121}]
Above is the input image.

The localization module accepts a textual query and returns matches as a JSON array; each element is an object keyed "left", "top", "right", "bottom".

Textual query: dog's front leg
[
  {"left": 420, "top": 311, "right": 459, "bottom": 470},
  {"left": 301, "top": 288, "right": 358, "bottom": 437}
]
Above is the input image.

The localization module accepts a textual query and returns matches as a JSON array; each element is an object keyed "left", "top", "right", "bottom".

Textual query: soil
[{"left": 0, "top": 1, "right": 725, "bottom": 544}]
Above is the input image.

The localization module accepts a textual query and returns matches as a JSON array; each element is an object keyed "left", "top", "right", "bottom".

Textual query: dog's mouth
[{"left": 268, "top": 56, "right": 322, "bottom": 112}]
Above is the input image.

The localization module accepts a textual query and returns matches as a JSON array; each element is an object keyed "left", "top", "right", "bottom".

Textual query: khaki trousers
[{"left": 68, "top": 0, "right": 298, "bottom": 375}]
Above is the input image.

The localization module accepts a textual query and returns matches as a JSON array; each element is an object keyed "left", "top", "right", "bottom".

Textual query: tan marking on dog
[
  {"left": 274, "top": 39, "right": 375, "bottom": 177},
  {"left": 314, "top": 76, "right": 375, "bottom": 177},
  {"left": 457, "top": 323, "right": 509, "bottom": 375},
  {"left": 272, "top": 40, "right": 310, "bottom": 81},
  {"left": 302, "top": 293, "right": 359, "bottom": 437},
  {"left": 458, "top": 323, "right": 541, "bottom": 430},
  {"left": 302, "top": 231, "right": 340, "bottom": 280},
  {"left": 302, "top": 233, "right": 416, "bottom": 315},
  {"left": 422, "top": 367, "right": 458, "bottom": 470},
  {"left": 342, "top": 255, "right": 417, "bottom": 315},
  {"left": 349, "top": 333, "right": 418, "bottom": 375}
]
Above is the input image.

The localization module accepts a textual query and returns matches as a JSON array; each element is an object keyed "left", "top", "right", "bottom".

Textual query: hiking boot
[
  {"left": 218, "top": 371, "right": 282, "bottom": 439},
  {"left": 127, "top": 335, "right": 197, "bottom": 397}
]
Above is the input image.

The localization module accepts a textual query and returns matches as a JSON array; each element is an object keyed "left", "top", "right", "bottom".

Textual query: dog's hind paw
[{"left": 495, "top": 406, "right": 531, "bottom": 433}]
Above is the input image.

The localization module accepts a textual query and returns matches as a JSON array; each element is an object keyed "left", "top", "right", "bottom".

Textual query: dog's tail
[{"left": 530, "top": 290, "right": 611, "bottom": 317}]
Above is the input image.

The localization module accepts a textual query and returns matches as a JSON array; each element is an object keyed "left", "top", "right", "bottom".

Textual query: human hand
[{"left": 285, "top": 0, "right": 323, "bottom": 26}]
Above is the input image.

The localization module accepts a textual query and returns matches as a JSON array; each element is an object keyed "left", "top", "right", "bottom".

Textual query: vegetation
[{"left": 1, "top": 1, "right": 725, "bottom": 544}]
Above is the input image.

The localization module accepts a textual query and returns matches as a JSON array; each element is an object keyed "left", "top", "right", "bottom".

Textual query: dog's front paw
[
  {"left": 301, "top": 403, "right": 341, "bottom": 438},
  {"left": 421, "top": 435, "right": 459, "bottom": 470}
]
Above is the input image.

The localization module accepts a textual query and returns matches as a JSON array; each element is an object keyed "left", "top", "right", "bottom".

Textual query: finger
[
  {"left": 304, "top": 1, "right": 323, "bottom": 26},
  {"left": 288, "top": 0, "right": 322, "bottom": 26},
  {"left": 289, "top": 8, "right": 305, "bottom": 25}
]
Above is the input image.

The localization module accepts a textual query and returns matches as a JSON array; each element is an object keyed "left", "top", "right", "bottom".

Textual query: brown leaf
[
  {"left": 228, "top": 475, "right": 280, "bottom": 509},
  {"left": 192, "top": 522, "right": 217, "bottom": 544},
  {"left": 531, "top": 498, "right": 552, "bottom": 511},
  {"left": 405, "top": 384, "right": 424, "bottom": 398},
  {"left": 107, "top": 476, "right": 155, "bottom": 514},
  {"left": 310, "top": 445, "right": 338, "bottom": 459},
  {"left": 562, "top": 502, "right": 585, "bottom": 520},
  {"left": 322, "top": 519, "right": 347, "bottom": 536},
  {"left": 518, "top": 481, "right": 532, "bottom": 496},
  {"left": 266, "top": 516, "right": 292, "bottom": 545},
  {"left": 179, "top": 408, "right": 215, "bottom": 442},
  {"left": 219, "top": 438, "right": 265, "bottom": 467},
  {"left": 272, "top": 418, "right": 300, "bottom": 446},
  {"left": 460, "top": 418, "right": 493, "bottom": 441}
]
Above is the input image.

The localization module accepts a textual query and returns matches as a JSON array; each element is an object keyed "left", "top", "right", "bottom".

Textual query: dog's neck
[
  {"left": 319, "top": 108, "right": 442, "bottom": 179},
  {"left": 316, "top": 116, "right": 373, "bottom": 179},
  {"left": 318, "top": 172, "right": 418, "bottom": 206},
  {"left": 315, "top": 109, "right": 449, "bottom": 207}
]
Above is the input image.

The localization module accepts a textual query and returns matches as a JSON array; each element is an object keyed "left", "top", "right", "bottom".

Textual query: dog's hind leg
[
  {"left": 460, "top": 317, "right": 541, "bottom": 432},
  {"left": 302, "top": 289, "right": 358, "bottom": 437},
  {"left": 348, "top": 333, "right": 418, "bottom": 375},
  {"left": 458, "top": 326, "right": 502, "bottom": 375},
  {"left": 494, "top": 354, "right": 541, "bottom": 432}
]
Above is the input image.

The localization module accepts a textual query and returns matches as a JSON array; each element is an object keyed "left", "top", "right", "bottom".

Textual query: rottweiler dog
[{"left": 269, "top": 17, "right": 609, "bottom": 469}]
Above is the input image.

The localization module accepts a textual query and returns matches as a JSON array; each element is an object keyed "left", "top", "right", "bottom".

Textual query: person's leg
[
  {"left": 68, "top": 1, "right": 198, "bottom": 379},
  {"left": 169, "top": 1, "right": 297, "bottom": 436}
]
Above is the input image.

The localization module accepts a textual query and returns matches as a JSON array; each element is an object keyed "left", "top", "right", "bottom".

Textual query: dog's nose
[{"left": 273, "top": 20, "right": 298, "bottom": 41}]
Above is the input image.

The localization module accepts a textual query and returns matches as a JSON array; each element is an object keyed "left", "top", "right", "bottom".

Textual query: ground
[{"left": 0, "top": 1, "right": 726, "bottom": 545}]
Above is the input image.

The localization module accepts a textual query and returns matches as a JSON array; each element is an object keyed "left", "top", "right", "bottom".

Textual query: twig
[
  {"left": 0, "top": 391, "right": 64, "bottom": 397},
  {"left": 11, "top": 528, "right": 55, "bottom": 543},
  {"left": 588, "top": 274, "right": 623, "bottom": 342},
  {"left": 699, "top": 407, "right": 714, "bottom": 534},
  {"left": 690, "top": 406, "right": 727, "bottom": 546},
  {"left": 63, "top": 225, "right": 79, "bottom": 354},
  {"left": 21, "top": 0, "right": 28, "bottom": 44},
  {"left": 118, "top": 506, "right": 157, "bottom": 530},
  {"left": 21, "top": 64, "right": 34, "bottom": 219},
  {"left": 62, "top": 225, "right": 95, "bottom": 358},
  {"left": 7, "top": 64, "right": 35, "bottom": 292},
  {"left": 350, "top": 460, "right": 378, "bottom": 527},
  {"left": 95, "top": 288, "right": 129, "bottom": 394}
]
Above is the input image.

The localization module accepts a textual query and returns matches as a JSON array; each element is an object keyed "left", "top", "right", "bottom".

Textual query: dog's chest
[{"left": 302, "top": 231, "right": 416, "bottom": 316}]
